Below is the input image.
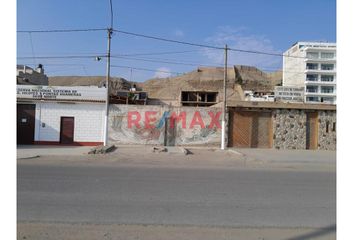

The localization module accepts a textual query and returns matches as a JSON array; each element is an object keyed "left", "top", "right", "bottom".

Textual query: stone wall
[
  {"left": 273, "top": 109, "right": 307, "bottom": 150},
  {"left": 318, "top": 111, "right": 336, "bottom": 150},
  {"left": 273, "top": 109, "right": 336, "bottom": 150},
  {"left": 108, "top": 104, "right": 224, "bottom": 146}
]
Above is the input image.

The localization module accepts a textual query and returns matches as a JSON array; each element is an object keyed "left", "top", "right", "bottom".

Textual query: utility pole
[
  {"left": 103, "top": 28, "right": 113, "bottom": 146},
  {"left": 221, "top": 44, "right": 228, "bottom": 150}
]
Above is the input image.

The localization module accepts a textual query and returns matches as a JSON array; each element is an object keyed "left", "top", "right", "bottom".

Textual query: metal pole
[
  {"left": 103, "top": 28, "right": 112, "bottom": 146},
  {"left": 221, "top": 44, "right": 228, "bottom": 150}
]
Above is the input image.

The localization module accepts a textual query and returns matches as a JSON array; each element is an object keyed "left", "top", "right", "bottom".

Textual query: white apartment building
[{"left": 283, "top": 42, "right": 336, "bottom": 104}]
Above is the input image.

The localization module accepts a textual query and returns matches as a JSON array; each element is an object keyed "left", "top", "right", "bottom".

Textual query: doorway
[
  {"left": 229, "top": 110, "right": 272, "bottom": 148},
  {"left": 306, "top": 112, "right": 318, "bottom": 150},
  {"left": 60, "top": 117, "right": 75, "bottom": 144},
  {"left": 17, "top": 104, "right": 36, "bottom": 144}
]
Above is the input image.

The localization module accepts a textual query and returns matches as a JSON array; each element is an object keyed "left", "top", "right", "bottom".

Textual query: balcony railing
[
  {"left": 321, "top": 79, "right": 335, "bottom": 82},
  {"left": 321, "top": 67, "right": 335, "bottom": 71},
  {"left": 306, "top": 66, "right": 318, "bottom": 70}
]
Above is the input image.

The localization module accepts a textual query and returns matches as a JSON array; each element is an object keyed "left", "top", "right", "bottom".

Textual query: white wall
[
  {"left": 35, "top": 102, "right": 105, "bottom": 143},
  {"left": 283, "top": 45, "right": 306, "bottom": 87}
]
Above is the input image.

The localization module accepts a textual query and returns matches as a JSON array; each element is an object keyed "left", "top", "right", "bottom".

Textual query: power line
[
  {"left": 119, "top": 49, "right": 202, "bottom": 57},
  {"left": 17, "top": 54, "right": 105, "bottom": 60},
  {"left": 113, "top": 29, "right": 307, "bottom": 59},
  {"left": 28, "top": 32, "right": 36, "bottom": 66},
  {"left": 111, "top": 55, "right": 218, "bottom": 67},
  {"left": 17, "top": 28, "right": 107, "bottom": 33},
  {"left": 111, "top": 64, "right": 183, "bottom": 75},
  {"left": 17, "top": 27, "right": 307, "bottom": 59},
  {"left": 115, "top": 55, "right": 224, "bottom": 66},
  {"left": 16, "top": 55, "right": 311, "bottom": 75},
  {"left": 17, "top": 54, "right": 214, "bottom": 67},
  {"left": 19, "top": 63, "right": 91, "bottom": 66},
  {"left": 113, "top": 29, "right": 223, "bottom": 50}
]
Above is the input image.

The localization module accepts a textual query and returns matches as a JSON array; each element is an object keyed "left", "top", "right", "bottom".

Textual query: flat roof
[{"left": 227, "top": 101, "right": 336, "bottom": 110}]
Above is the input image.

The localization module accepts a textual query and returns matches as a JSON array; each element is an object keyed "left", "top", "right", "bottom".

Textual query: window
[
  {"left": 321, "top": 75, "right": 334, "bottom": 82},
  {"left": 321, "top": 86, "right": 334, "bottom": 93},
  {"left": 321, "top": 52, "right": 335, "bottom": 59},
  {"left": 321, "top": 97, "right": 334, "bottom": 103},
  {"left": 306, "top": 52, "right": 319, "bottom": 59},
  {"left": 321, "top": 64, "right": 334, "bottom": 70},
  {"left": 306, "top": 86, "right": 318, "bottom": 93},
  {"left": 306, "top": 97, "right": 319, "bottom": 102},
  {"left": 306, "top": 63, "right": 318, "bottom": 70},
  {"left": 306, "top": 74, "right": 318, "bottom": 81},
  {"left": 181, "top": 91, "right": 218, "bottom": 106}
]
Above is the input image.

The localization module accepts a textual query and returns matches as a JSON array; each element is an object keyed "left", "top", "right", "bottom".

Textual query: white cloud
[
  {"left": 174, "top": 29, "right": 184, "bottom": 37},
  {"left": 154, "top": 67, "right": 172, "bottom": 78},
  {"left": 202, "top": 26, "right": 282, "bottom": 70}
]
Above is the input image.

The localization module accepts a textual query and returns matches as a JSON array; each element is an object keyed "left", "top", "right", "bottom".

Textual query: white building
[
  {"left": 283, "top": 42, "right": 336, "bottom": 104},
  {"left": 17, "top": 85, "right": 106, "bottom": 145},
  {"left": 17, "top": 64, "right": 49, "bottom": 85}
]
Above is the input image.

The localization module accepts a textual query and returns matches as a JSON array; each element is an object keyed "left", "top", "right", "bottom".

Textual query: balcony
[
  {"left": 321, "top": 65, "right": 335, "bottom": 71},
  {"left": 305, "top": 68, "right": 336, "bottom": 75},
  {"left": 306, "top": 63, "right": 318, "bottom": 70},
  {"left": 305, "top": 91, "right": 336, "bottom": 96},
  {"left": 306, "top": 77, "right": 318, "bottom": 82},
  {"left": 306, "top": 86, "right": 318, "bottom": 92}
]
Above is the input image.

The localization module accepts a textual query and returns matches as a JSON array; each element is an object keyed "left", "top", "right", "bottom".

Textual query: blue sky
[{"left": 17, "top": 0, "right": 336, "bottom": 81}]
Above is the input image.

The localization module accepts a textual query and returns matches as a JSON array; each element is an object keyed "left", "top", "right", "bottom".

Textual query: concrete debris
[
  {"left": 181, "top": 148, "right": 193, "bottom": 155},
  {"left": 152, "top": 147, "right": 167, "bottom": 153},
  {"left": 152, "top": 146, "right": 192, "bottom": 155},
  {"left": 89, "top": 145, "right": 116, "bottom": 154}
]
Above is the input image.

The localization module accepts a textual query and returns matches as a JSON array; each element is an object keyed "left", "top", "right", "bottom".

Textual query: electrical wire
[
  {"left": 28, "top": 32, "right": 37, "bottom": 66},
  {"left": 111, "top": 65, "right": 183, "bottom": 75},
  {"left": 113, "top": 29, "right": 223, "bottom": 50},
  {"left": 18, "top": 28, "right": 315, "bottom": 59},
  {"left": 119, "top": 49, "right": 202, "bottom": 57},
  {"left": 17, "top": 53, "right": 316, "bottom": 75},
  {"left": 17, "top": 54, "right": 105, "bottom": 60},
  {"left": 111, "top": 55, "right": 219, "bottom": 67},
  {"left": 17, "top": 28, "right": 107, "bottom": 33},
  {"left": 113, "top": 29, "right": 308, "bottom": 59}
]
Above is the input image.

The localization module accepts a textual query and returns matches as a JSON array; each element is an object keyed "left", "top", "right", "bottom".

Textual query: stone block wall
[
  {"left": 273, "top": 109, "right": 307, "bottom": 150},
  {"left": 318, "top": 111, "right": 336, "bottom": 150},
  {"left": 273, "top": 109, "right": 336, "bottom": 150}
]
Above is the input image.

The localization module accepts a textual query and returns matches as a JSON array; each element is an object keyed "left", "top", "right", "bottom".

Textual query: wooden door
[
  {"left": 251, "top": 112, "right": 273, "bottom": 148},
  {"left": 306, "top": 112, "right": 318, "bottom": 150},
  {"left": 17, "top": 104, "right": 36, "bottom": 144},
  {"left": 230, "top": 111, "right": 253, "bottom": 147},
  {"left": 60, "top": 117, "right": 75, "bottom": 144},
  {"left": 229, "top": 110, "right": 272, "bottom": 148}
]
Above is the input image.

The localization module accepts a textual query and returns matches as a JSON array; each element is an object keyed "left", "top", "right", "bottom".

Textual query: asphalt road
[{"left": 17, "top": 162, "right": 335, "bottom": 228}]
